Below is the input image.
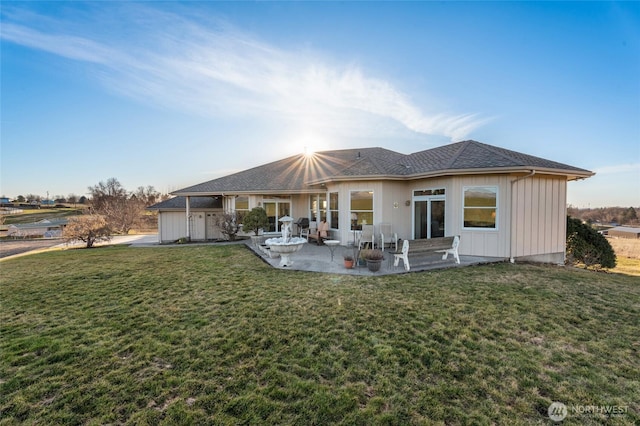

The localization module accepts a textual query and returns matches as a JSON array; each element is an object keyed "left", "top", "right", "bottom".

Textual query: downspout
[
  {"left": 509, "top": 170, "right": 536, "bottom": 263},
  {"left": 186, "top": 196, "right": 191, "bottom": 241}
]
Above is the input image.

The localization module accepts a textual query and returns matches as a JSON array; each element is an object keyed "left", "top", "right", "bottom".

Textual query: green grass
[
  {"left": 1, "top": 245, "right": 638, "bottom": 425},
  {"left": 1, "top": 208, "right": 83, "bottom": 225}
]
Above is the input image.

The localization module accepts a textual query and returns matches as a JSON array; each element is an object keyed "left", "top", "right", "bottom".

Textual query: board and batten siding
[
  {"left": 447, "top": 175, "right": 512, "bottom": 258},
  {"left": 510, "top": 175, "right": 567, "bottom": 263},
  {"left": 159, "top": 210, "right": 223, "bottom": 242},
  {"left": 159, "top": 212, "right": 187, "bottom": 242}
]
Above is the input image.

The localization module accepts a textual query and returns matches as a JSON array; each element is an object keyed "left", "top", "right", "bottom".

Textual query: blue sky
[{"left": 1, "top": 1, "right": 638, "bottom": 207}]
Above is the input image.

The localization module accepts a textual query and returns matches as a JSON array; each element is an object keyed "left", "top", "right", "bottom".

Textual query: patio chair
[
  {"left": 393, "top": 239, "right": 410, "bottom": 271},
  {"left": 378, "top": 222, "right": 397, "bottom": 252},
  {"left": 359, "top": 224, "right": 375, "bottom": 250},
  {"left": 304, "top": 221, "right": 320, "bottom": 242},
  {"left": 295, "top": 217, "right": 309, "bottom": 237}
]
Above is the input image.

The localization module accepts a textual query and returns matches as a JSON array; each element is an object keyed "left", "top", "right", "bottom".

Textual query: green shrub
[
  {"left": 242, "top": 207, "right": 269, "bottom": 236},
  {"left": 566, "top": 216, "right": 616, "bottom": 269}
]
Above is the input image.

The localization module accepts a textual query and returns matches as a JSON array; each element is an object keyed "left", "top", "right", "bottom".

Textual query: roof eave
[
  {"left": 171, "top": 189, "right": 325, "bottom": 197},
  {"left": 404, "top": 166, "right": 595, "bottom": 181}
]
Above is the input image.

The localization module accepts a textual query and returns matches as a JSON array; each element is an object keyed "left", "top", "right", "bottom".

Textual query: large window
[
  {"left": 350, "top": 190, "right": 373, "bottom": 230},
  {"left": 309, "top": 193, "right": 327, "bottom": 222},
  {"left": 329, "top": 192, "right": 339, "bottom": 229},
  {"left": 463, "top": 186, "right": 497, "bottom": 229}
]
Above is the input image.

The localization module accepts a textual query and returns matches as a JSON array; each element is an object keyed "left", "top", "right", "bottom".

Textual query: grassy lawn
[
  {"left": 1, "top": 208, "right": 84, "bottom": 226},
  {"left": 1, "top": 245, "right": 638, "bottom": 425}
]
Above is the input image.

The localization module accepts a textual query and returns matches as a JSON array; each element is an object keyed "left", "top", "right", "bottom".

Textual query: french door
[{"left": 413, "top": 196, "right": 445, "bottom": 239}]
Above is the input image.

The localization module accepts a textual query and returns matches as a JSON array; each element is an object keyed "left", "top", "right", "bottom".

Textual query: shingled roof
[
  {"left": 147, "top": 196, "right": 222, "bottom": 210},
  {"left": 172, "top": 140, "right": 593, "bottom": 196}
]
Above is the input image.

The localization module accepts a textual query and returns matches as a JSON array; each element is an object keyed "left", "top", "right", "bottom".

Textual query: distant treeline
[{"left": 568, "top": 206, "right": 639, "bottom": 227}]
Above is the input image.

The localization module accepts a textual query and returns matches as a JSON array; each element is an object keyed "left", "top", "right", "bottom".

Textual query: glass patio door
[
  {"left": 263, "top": 201, "right": 291, "bottom": 232},
  {"left": 413, "top": 196, "right": 445, "bottom": 239}
]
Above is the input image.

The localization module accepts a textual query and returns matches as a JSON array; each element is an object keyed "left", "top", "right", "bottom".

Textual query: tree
[
  {"left": 133, "top": 186, "right": 161, "bottom": 206},
  {"left": 214, "top": 211, "right": 244, "bottom": 241},
  {"left": 622, "top": 207, "right": 638, "bottom": 225},
  {"left": 242, "top": 207, "right": 269, "bottom": 236},
  {"left": 63, "top": 214, "right": 111, "bottom": 248},
  {"left": 566, "top": 216, "right": 616, "bottom": 270},
  {"left": 89, "top": 178, "right": 140, "bottom": 234},
  {"left": 16, "top": 195, "right": 25, "bottom": 203}
]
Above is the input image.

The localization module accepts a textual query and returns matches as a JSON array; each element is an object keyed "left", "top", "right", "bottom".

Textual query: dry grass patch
[{"left": 608, "top": 237, "right": 640, "bottom": 259}]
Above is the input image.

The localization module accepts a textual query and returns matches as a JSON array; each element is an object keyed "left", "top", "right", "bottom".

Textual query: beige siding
[
  {"left": 448, "top": 175, "right": 512, "bottom": 257},
  {"left": 159, "top": 210, "right": 224, "bottom": 242},
  {"left": 380, "top": 181, "right": 412, "bottom": 241},
  {"left": 159, "top": 212, "right": 187, "bottom": 242},
  {"left": 510, "top": 175, "right": 567, "bottom": 260},
  {"left": 291, "top": 195, "right": 307, "bottom": 221}
]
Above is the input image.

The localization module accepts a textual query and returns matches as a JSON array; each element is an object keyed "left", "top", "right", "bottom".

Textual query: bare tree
[
  {"left": 214, "top": 211, "right": 244, "bottom": 241},
  {"left": 88, "top": 178, "right": 138, "bottom": 234},
  {"left": 133, "top": 186, "right": 160, "bottom": 205},
  {"left": 88, "top": 178, "right": 163, "bottom": 234},
  {"left": 63, "top": 214, "right": 111, "bottom": 248}
]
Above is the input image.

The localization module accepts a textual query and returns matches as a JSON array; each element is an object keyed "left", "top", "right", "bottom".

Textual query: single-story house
[
  {"left": 7, "top": 218, "right": 68, "bottom": 238},
  {"left": 607, "top": 226, "right": 640, "bottom": 239},
  {"left": 149, "top": 140, "right": 594, "bottom": 264}
]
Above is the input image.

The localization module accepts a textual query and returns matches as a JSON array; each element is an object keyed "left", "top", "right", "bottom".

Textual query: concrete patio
[{"left": 247, "top": 239, "right": 506, "bottom": 275}]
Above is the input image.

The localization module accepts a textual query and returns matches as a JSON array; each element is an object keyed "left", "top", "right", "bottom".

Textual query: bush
[
  {"left": 242, "top": 207, "right": 269, "bottom": 236},
  {"left": 566, "top": 216, "right": 616, "bottom": 269}
]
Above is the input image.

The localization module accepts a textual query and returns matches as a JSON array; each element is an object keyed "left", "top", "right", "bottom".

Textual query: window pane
[
  {"left": 414, "top": 188, "right": 445, "bottom": 197},
  {"left": 236, "top": 196, "right": 249, "bottom": 210},
  {"left": 463, "top": 208, "right": 496, "bottom": 228},
  {"left": 330, "top": 211, "right": 339, "bottom": 229},
  {"left": 329, "top": 192, "right": 339, "bottom": 229},
  {"left": 464, "top": 187, "right": 496, "bottom": 207},
  {"left": 350, "top": 191, "right": 373, "bottom": 210},
  {"left": 356, "top": 212, "right": 374, "bottom": 226},
  {"left": 329, "top": 192, "right": 338, "bottom": 209}
]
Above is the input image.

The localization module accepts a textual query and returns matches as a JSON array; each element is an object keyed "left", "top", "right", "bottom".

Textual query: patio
[{"left": 247, "top": 240, "right": 505, "bottom": 275}]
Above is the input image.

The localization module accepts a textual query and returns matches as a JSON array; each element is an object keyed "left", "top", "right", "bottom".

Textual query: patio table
[{"left": 324, "top": 240, "right": 340, "bottom": 261}]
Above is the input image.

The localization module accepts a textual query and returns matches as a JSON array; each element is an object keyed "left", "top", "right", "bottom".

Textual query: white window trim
[
  {"left": 462, "top": 186, "right": 499, "bottom": 231},
  {"left": 350, "top": 190, "right": 375, "bottom": 227}
]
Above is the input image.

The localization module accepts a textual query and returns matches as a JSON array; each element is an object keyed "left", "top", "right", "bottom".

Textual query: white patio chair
[
  {"left": 378, "top": 222, "right": 397, "bottom": 252},
  {"left": 359, "top": 224, "right": 375, "bottom": 250},
  {"left": 393, "top": 239, "right": 410, "bottom": 271}
]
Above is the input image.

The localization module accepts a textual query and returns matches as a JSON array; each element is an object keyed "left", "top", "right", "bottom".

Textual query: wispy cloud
[
  {"left": 594, "top": 163, "right": 640, "bottom": 175},
  {"left": 1, "top": 4, "right": 491, "bottom": 141}
]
